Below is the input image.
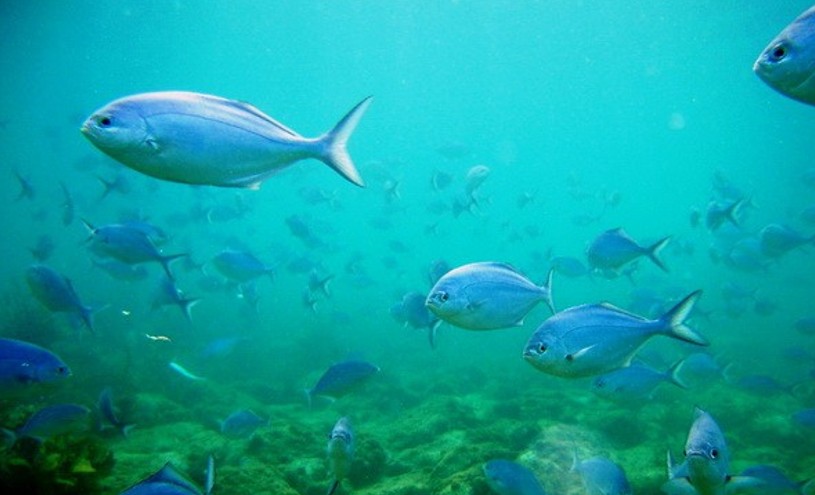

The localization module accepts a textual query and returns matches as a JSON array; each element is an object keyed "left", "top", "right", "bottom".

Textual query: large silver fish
[
  {"left": 754, "top": 5, "right": 815, "bottom": 106},
  {"left": 81, "top": 92, "right": 372, "bottom": 188}
]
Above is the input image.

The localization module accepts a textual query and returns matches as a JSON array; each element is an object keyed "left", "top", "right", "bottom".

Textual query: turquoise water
[{"left": 1, "top": 1, "right": 814, "bottom": 493}]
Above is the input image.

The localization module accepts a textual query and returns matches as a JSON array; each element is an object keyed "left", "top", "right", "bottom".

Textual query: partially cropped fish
[
  {"left": 120, "top": 461, "right": 213, "bottom": 495},
  {"left": 26, "top": 264, "right": 97, "bottom": 331},
  {"left": 523, "top": 291, "right": 707, "bottom": 378},
  {"left": 0, "top": 337, "right": 71, "bottom": 388},
  {"left": 220, "top": 409, "right": 267, "bottom": 439},
  {"left": 326, "top": 417, "right": 354, "bottom": 495},
  {"left": 740, "top": 464, "right": 815, "bottom": 495},
  {"left": 307, "top": 360, "right": 379, "bottom": 405},
  {"left": 426, "top": 262, "right": 554, "bottom": 330},
  {"left": 4, "top": 403, "right": 90, "bottom": 444},
  {"left": 572, "top": 455, "right": 632, "bottom": 495},
  {"left": 153, "top": 277, "right": 200, "bottom": 322},
  {"left": 483, "top": 459, "right": 547, "bottom": 495},
  {"left": 390, "top": 291, "right": 441, "bottom": 348},
  {"left": 81, "top": 91, "right": 372, "bottom": 188},
  {"left": 98, "top": 387, "right": 134, "bottom": 437},
  {"left": 663, "top": 407, "right": 761, "bottom": 495},
  {"left": 758, "top": 223, "right": 814, "bottom": 257},
  {"left": 84, "top": 221, "right": 185, "bottom": 280},
  {"left": 591, "top": 359, "right": 687, "bottom": 403},
  {"left": 586, "top": 228, "right": 670, "bottom": 273},
  {"left": 754, "top": 5, "right": 815, "bottom": 105}
]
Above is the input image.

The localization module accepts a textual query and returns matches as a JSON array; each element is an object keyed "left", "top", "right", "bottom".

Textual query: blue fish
[
  {"left": 705, "top": 199, "right": 745, "bottom": 231},
  {"left": 60, "top": 182, "right": 75, "bottom": 226},
  {"left": 200, "top": 336, "right": 249, "bottom": 360},
  {"left": 586, "top": 228, "right": 670, "bottom": 273},
  {"left": 794, "top": 317, "right": 815, "bottom": 335},
  {"left": 572, "top": 456, "right": 632, "bottom": 495},
  {"left": 220, "top": 409, "right": 267, "bottom": 439},
  {"left": 523, "top": 291, "right": 707, "bottom": 378},
  {"left": 754, "top": 5, "right": 815, "bottom": 105},
  {"left": 93, "top": 259, "right": 150, "bottom": 281},
  {"left": 153, "top": 277, "right": 200, "bottom": 322},
  {"left": 82, "top": 91, "right": 372, "bottom": 188},
  {"left": 307, "top": 360, "right": 379, "bottom": 405},
  {"left": 390, "top": 291, "right": 441, "bottom": 348},
  {"left": 591, "top": 359, "right": 686, "bottom": 403},
  {"left": 98, "top": 387, "right": 134, "bottom": 437},
  {"left": 758, "top": 224, "right": 814, "bottom": 258},
  {"left": 0, "top": 337, "right": 71, "bottom": 388},
  {"left": 676, "top": 352, "right": 724, "bottom": 387},
  {"left": 26, "top": 264, "right": 96, "bottom": 331},
  {"left": 792, "top": 409, "right": 815, "bottom": 428},
  {"left": 483, "top": 459, "right": 546, "bottom": 495},
  {"left": 327, "top": 417, "right": 354, "bottom": 495},
  {"left": 7, "top": 403, "right": 90, "bottom": 443},
  {"left": 85, "top": 221, "right": 185, "bottom": 280},
  {"left": 740, "top": 465, "right": 813, "bottom": 495},
  {"left": 663, "top": 407, "right": 761, "bottom": 495},
  {"left": 29, "top": 235, "right": 55, "bottom": 262},
  {"left": 549, "top": 255, "right": 590, "bottom": 278},
  {"left": 120, "top": 462, "right": 211, "bottom": 495},
  {"left": 212, "top": 249, "right": 275, "bottom": 284},
  {"left": 426, "top": 262, "right": 554, "bottom": 330}
]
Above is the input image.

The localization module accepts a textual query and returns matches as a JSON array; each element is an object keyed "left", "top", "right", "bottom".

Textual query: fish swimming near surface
[
  {"left": 426, "top": 262, "right": 555, "bottom": 330},
  {"left": 26, "top": 264, "right": 97, "bottom": 331},
  {"left": 572, "top": 455, "right": 632, "bottom": 495},
  {"left": 523, "top": 291, "right": 707, "bottom": 378},
  {"left": 482, "top": 459, "right": 547, "bottom": 495},
  {"left": 307, "top": 360, "right": 380, "bottom": 405},
  {"left": 754, "top": 5, "right": 815, "bottom": 106},
  {"left": 663, "top": 408, "right": 762, "bottom": 495},
  {"left": 81, "top": 91, "right": 372, "bottom": 188},
  {"left": 98, "top": 387, "right": 134, "bottom": 437},
  {"left": 326, "top": 417, "right": 354, "bottom": 495},
  {"left": 120, "top": 461, "right": 213, "bottom": 495},
  {"left": 220, "top": 409, "right": 267, "bottom": 439},
  {"left": 0, "top": 338, "right": 71, "bottom": 389},
  {"left": 586, "top": 228, "right": 670, "bottom": 273},
  {"left": 3, "top": 403, "right": 90, "bottom": 446}
]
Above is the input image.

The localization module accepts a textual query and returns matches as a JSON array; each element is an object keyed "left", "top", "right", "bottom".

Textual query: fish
[
  {"left": 220, "top": 409, "right": 267, "bottom": 439},
  {"left": 200, "top": 337, "right": 248, "bottom": 359},
  {"left": 327, "top": 417, "right": 354, "bottom": 495},
  {"left": 212, "top": 249, "right": 275, "bottom": 284},
  {"left": 308, "top": 270, "right": 335, "bottom": 297},
  {"left": 482, "top": 459, "right": 547, "bottom": 495},
  {"left": 98, "top": 387, "right": 134, "bottom": 437},
  {"left": 663, "top": 407, "right": 762, "bottom": 495},
  {"left": 0, "top": 337, "right": 71, "bottom": 388},
  {"left": 465, "top": 164, "right": 491, "bottom": 198},
  {"left": 168, "top": 361, "right": 206, "bottom": 381},
  {"left": 81, "top": 91, "right": 372, "bottom": 188},
  {"left": 523, "top": 291, "right": 707, "bottom": 378},
  {"left": 758, "top": 223, "right": 814, "bottom": 257},
  {"left": 676, "top": 352, "right": 725, "bottom": 387},
  {"left": 26, "top": 264, "right": 96, "bottom": 331},
  {"left": 153, "top": 277, "right": 200, "bottom": 322},
  {"left": 92, "top": 259, "right": 150, "bottom": 281},
  {"left": 84, "top": 221, "right": 185, "bottom": 280},
  {"left": 586, "top": 228, "right": 670, "bottom": 273},
  {"left": 591, "top": 359, "right": 687, "bottom": 403},
  {"left": 740, "top": 465, "right": 815, "bottom": 495},
  {"left": 96, "top": 171, "right": 132, "bottom": 200},
  {"left": 754, "top": 5, "right": 815, "bottom": 105},
  {"left": 13, "top": 168, "right": 36, "bottom": 201},
  {"left": 426, "top": 262, "right": 555, "bottom": 330},
  {"left": 307, "top": 360, "right": 379, "bottom": 405},
  {"left": 390, "top": 291, "right": 441, "bottom": 348},
  {"left": 572, "top": 455, "right": 632, "bottom": 495},
  {"left": 705, "top": 199, "right": 745, "bottom": 231},
  {"left": 5, "top": 403, "right": 90, "bottom": 444},
  {"left": 549, "top": 255, "right": 590, "bottom": 278},
  {"left": 792, "top": 408, "right": 815, "bottom": 428},
  {"left": 29, "top": 235, "right": 55, "bottom": 262},
  {"left": 795, "top": 316, "right": 815, "bottom": 335},
  {"left": 120, "top": 461, "right": 210, "bottom": 495},
  {"left": 145, "top": 334, "right": 172, "bottom": 343},
  {"left": 60, "top": 181, "right": 75, "bottom": 226}
]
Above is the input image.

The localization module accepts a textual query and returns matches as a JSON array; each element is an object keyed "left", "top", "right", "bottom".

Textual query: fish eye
[
  {"left": 438, "top": 292, "right": 449, "bottom": 303},
  {"left": 57, "top": 366, "right": 68, "bottom": 374},
  {"left": 97, "top": 116, "right": 112, "bottom": 127},
  {"left": 538, "top": 343, "right": 547, "bottom": 353},
  {"left": 770, "top": 44, "right": 787, "bottom": 62},
  {"left": 565, "top": 354, "right": 574, "bottom": 362},
  {"left": 710, "top": 449, "right": 718, "bottom": 459}
]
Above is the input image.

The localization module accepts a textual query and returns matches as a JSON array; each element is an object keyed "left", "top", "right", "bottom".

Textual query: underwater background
[{"left": 1, "top": 1, "right": 814, "bottom": 493}]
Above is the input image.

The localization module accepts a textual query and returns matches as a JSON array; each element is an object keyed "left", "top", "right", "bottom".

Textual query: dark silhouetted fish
[
  {"left": 307, "top": 360, "right": 380, "bottom": 405},
  {"left": 84, "top": 221, "right": 185, "bottom": 280},
  {"left": 26, "top": 264, "right": 97, "bottom": 331},
  {"left": 5, "top": 403, "right": 90, "bottom": 444},
  {"left": 98, "top": 387, "right": 134, "bottom": 437},
  {"left": 586, "top": 228, "right": 670, "bottom": 273},
  {"left": 120, "top": 461, "right": 212, "bottom": 495},
  {"left": 0, "top": 338, "right": 71, "bottom": 389},
  {"left": 152, "top": 277, "right": 200, "bottom": 322},
  {"left": 483, "top": 459, "right": 546, "bottom": 495}
]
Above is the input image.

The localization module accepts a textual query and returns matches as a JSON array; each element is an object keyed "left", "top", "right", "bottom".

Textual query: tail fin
[
  {"left": 665, "top": 358, "right": 688, "bottom": 389},
  {"left": 317, "top": 97, "right": 373, "bottom": 187},
  {"left": 539, "top": 268, "right": 555, "bottom": 314},
  {"left": 179, "top": 297, "right": 201, "bottom": 323},
  {"left": 659, "top": 290, "right": 708, "bottom": 345},
  {"left": 428, "top": 319, "right": 441, "bottom": 350},
  {"left": 326, "top": 479, "right": 341, "bottom": 495},
  {"left": 159, "top": 253, "right": 187, "bottom": 280},
  {"left": 645, "top": 236, "right": 671, "bottom": 272}
]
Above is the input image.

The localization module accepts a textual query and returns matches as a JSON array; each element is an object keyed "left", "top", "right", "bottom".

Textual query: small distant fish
[
  {"left": 758, "top": 223, "right": 814, "bottom": 258},
  {"left": 81, "top": 91, "right": 372, "bottom": 188},
  {"left": 92, "top": 259, "right": 150, "bottom": 282},
  {"left": 84, "top": 221, "right": 185, "bottom": 280},
  {"left": 523, "top": 291, "right": 707, "bottom": 378},
  {"left": 754, "top": 5, "right": 815, "bottom": 105},
  {"left": 571, "top": 455, "right": 632, "bottom": 495},
  {"left": 390, "top": 291, "right": 441, "bottom": 348},
  {"left": 663, "top": 407, "right": 761, "bottom": 495},
  {"left": 98, "top": 387, "right": 134, "bottom": 437},
  {"left": 591, "top": 359, "right": 687, "bottom": 403},
  {"left": 59, "top": 182, "right": 75, "bottom": 226},
  {"left": 29, "top": 235, "right": 55, "bottom": 262},
  {"left": 212, "top": 249, "right": 275, "bottom": 284},
  {"left": 220, "top": 409, "right": 267, "bottom": 439},
  {"left": 705, "top": 199, "right": 745, "bottom": 231},
  {"left": 327, "top": 417, "right": 354, "bottom": 495},
  {"left": 153, "top": 277, "right": 200, "bottom": 322},
  {"left": 426, "top": 262, "right": 554, "bottom": 330},
  {"left": 4, "top": 403, "right": 90, "bottom": 444},
  {"left": 308, "top": 270, "right": 334, "bottom": 297},
  {"left": 586, "top": 228, "right": 670, "bottom": 273},
  {"left": 96, "top": 171, "right": 132, "bottom": 200},
  {"left": 13, "top": 169, "right": 36, "bottom": 201},
  {"left": 26, "top": 264, "right": 97, "bottom": 331},
  {"left": 285, "top": 215, "right": 325, "bottom": 249},
  {"left": 431, "top": 169, "right": 454, "bottom": 191},
  {"left": 549, "top": 256, "right": 590, "bottom": 279},
  {"left": 483, "top": 459, "right": 546, "bottom": 495},
  {"left": 145, "top": 334, "right": 172, "bottom": 343},
  {"left": 676, "top": 352, "right": 724, "bottom": 386},
  {"left": 120, "top": 461, "right": 212, "bottom": 495},
  {"left": 169, "top": 361, "right": 206, "bottom": 381},
  {"left": 427, "top": 259, "right": 452, "bottom": 287},
  {"left": 307, "top": 360, "right": 379, "bottom": 405},
  {"left": 465, "top": 165, "right": 490, "bottom": 198},
  {"left": 0, "top": 337, "right": 71, "bottom": 388}
]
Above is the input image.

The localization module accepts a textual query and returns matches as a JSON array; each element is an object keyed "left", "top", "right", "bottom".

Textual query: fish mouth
[{"left": 79, "top": 120, "right": 91, "bottom": 135}]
